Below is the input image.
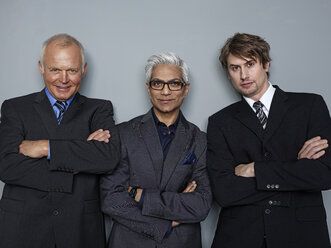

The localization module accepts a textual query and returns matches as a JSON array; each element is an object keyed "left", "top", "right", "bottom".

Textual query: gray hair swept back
[
  {"left": 145, "top": 52, "right": 189, "bottom": 84},
  {"left": 40, "top": 33, "right": 86, "bottom": 73}
]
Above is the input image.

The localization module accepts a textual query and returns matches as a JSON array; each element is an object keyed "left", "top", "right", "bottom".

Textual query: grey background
[{"left": 1, "top": 0, "right": 331, "bottom": 247}]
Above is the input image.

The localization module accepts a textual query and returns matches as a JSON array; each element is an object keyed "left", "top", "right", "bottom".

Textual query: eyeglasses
[{"left": 149, "top": 79, "right": 186, "bottom": 91}]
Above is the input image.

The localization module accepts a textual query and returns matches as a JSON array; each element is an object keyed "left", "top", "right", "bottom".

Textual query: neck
[{"left": 153, "top": 108, "right": 180, "bottom": 127}]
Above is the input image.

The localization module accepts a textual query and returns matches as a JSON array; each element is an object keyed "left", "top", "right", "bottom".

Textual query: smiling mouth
[
  {"left": 158, "top": 99, "right": 173, "bottom": 103},
  {"left": 56, "top": 85, "right": 71, "bottom": 91}
]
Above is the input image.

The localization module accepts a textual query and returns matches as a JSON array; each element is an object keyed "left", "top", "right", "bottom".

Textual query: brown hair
[{"left": 219, "top": 33, "right": 271, "bottom": 77}]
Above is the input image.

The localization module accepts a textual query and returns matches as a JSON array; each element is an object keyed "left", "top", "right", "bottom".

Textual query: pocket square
[{"left": 182, "top": 151, "right": 197, "bottom": 165}]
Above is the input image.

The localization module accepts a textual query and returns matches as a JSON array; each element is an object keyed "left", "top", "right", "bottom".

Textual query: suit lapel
[
  {"left": 139, "top": 111, "right": 164, "bottom": 186},
  {"left": 60, "top": 93, "right": 84, "bottom": 126},
  {"left": 263, "top": 86, "right": 289, "bottom": 142},
  {"left": 161, "top": 113, "right": 191, "bottom": 189},
  {"left": 235, "top": 99, "right": 264, "bottom": 140},
  {"left": 33, "top": 89, "right": 59, "bottom": 137}
]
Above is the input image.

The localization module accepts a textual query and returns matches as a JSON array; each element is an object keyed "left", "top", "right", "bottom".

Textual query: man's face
[
  {"left": 227, "top": 53, "right": 269, "bottom": 101},
  {"left": 38, "top": 42, "right": 87, "bottom": 102},
  {"left": 146, "top": 64, "right": 189, "bottom": 118}
]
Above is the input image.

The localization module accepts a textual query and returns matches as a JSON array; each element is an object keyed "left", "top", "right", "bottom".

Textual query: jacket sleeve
[
  {"left": 207, "top": 118, "right": 278, "bottom": 208},
  {"left": 141, "top": 135, "right": 212, "bottom": 223},
  {"left": 49, "top": 100, "right": 120, "bottom": 174},
  {"left": 100, "top": 142, "right": 170, "bottom": 243},
  {"left": 254, "top": 95, "right": 331, "bottom": 192},
  {"left": 0, "top": 100, "right": 73, "bottom": 192}
]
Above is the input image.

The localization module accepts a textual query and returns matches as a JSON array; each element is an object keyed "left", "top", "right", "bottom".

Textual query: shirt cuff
[
  {"left": 164, "top": 221, "right": 172, "bottom": 238},
  {"left": 47, "top": 141, "right": 50, "bottom": 160},
  {"left": 138, "top": 189, "right": 145, "bottom": 209}
]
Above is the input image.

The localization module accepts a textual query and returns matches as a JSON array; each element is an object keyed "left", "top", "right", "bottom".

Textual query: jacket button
[
  {"left": 264, "top": 152, "right": 271, "bottom": 158},
  {"left": 53, "top": 210, "right": 59, "bottom": 216},
  {"left": 275, "top": 184, "right": 279, "bottom": 189},
  {"left": 268, "top": 200, "right": 273, "bottom": 205},
  {"left": 267, "top": 184, "right": 271, "bottom": 189},
  {"left": 265, "top": 209, "right": 271, "bottom": 214}
]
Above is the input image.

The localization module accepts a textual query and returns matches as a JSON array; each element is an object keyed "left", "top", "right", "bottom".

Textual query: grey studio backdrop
[{"left": 1, "top": 0, "right": 331, "bottom": 247}]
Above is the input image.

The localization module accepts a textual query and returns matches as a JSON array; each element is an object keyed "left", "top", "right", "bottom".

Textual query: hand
[
  {"left": 172, "top": 221, "right": 180, "bottom": 227},
  {"left": 19, "top": 140, "right": 49, "bottom": 158},
  {"left": 235, "top": 162, "right": 255, "bottom": 177},
  {"left": 182, "top": 181, "right": 197, "bottom": 193},
  {"left": 171, "top": 181, "right": 198, "bottom": 228},
  {"left": 297, "top": 136, "right": 328, "bottom": 160},
  {"left": 128, "top": 186, "right": 143, "bottom": 202},
  {"left": 87, "top": 129, "right": 111, "bottom": 143}
]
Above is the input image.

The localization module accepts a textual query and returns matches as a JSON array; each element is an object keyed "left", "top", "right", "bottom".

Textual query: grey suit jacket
[
  {"left": 0, "top": 89, "right": 120, "bottom": 248},
  {"left": 100, "top": 110, "right": 212, "bottom": 248}
]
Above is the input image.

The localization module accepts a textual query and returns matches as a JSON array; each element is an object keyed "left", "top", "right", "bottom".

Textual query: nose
[
  {"left": 161, "top": 83, "right": 171, "bottom": 95},
  {"left": 240, "top": 67, "right": 249, "bottom": 80},
  {"left": 60, "top": 70, "right": 69, "bottom": 83}
]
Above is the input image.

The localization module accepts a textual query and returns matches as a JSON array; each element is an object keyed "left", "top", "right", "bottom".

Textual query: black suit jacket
[
  {"left": 207, "top": 86, "right": 331, "bottom": 248},
  {"left": 0, "top": 89, "right": 120, "bottom": 248}
]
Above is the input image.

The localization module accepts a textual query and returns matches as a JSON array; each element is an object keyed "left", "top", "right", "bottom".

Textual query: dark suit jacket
[
  {"left": 0, "top": 89, "right": 120, "bottom": 248},
  {"left": 207, "top": 86, "right": 331, "bottom": 248},
  {"left": 100, "top": 110, "right": 212, "bottom": 248}
]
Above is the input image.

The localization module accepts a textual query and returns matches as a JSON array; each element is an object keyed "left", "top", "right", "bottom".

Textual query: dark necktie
[
  {"left": 253, "top": 101, "right": 267, "bottom": 128},
  {"left": 54, "top": 101, "right": 67, "bottom": 124}
]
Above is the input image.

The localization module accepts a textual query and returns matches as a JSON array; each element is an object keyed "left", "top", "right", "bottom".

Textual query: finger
[
  {"left": 306, "top": 143, "right": 329, "bottom": 158},
  {"left": 128, "top": 186, "right": 133, "bottom": 192},
  {"left": 299, "top": 136, "right": 321, "bottom": 154},
  {"left": 87, "top": 129, "right": 104, "bottom": 141},
  {"left": 183, "top": 182, "right": 194, "bottom": 193},
  {"left": 298, "top": 139, "right": 327, "bottom": 159},
  {"left": 311, "top": 150, "right": 326, "bottom": 160},
  {"left": 93, "top": 131, "right": 110, "bottom": 141}
]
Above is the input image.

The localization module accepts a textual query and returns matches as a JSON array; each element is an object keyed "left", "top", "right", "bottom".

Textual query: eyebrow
[{"left": 229, "top": 59, "right": 255, "bottom": 67}]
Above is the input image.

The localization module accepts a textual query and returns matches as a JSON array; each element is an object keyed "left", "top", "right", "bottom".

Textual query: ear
[
  {"left": 183, "top": 83, "right": 190, "bottom": 98},
  {"left": 82, "top": 63, "right": 88, "bottom": 77},
  {"left": 146, "top": 82, "right": 151, "bottom": 96},
  {"left": 264, "top": 62, "right": 270, "bottom": 72},
  {"left": 38, "top": 61, "right": 44, "bottom": 76}
]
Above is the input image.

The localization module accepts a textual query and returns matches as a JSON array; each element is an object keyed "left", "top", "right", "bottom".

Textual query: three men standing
[
  {"left": 0, "top": 34, "right": 120, "bottom": 248},
  {"left": 100, "top": 52, "right": 212, "bottom": 248},
  {"left": 207, "top": 33, "right": 331, "bottom": 248}
]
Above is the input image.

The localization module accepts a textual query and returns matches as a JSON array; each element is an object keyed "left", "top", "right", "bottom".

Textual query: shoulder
[
  {"left": 2, "top": 92, "right": 38, "bottom": 105},
  {"left": 208, "top": 101, "right": 242, "bottom": 123},
  {"left": 117, "top": 113, "right": 145, "bottom": 131}
]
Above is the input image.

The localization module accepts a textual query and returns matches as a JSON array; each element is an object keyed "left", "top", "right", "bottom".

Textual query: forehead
[
  {"left": 151, "top": 64, "right": 182, "bottom": 80},
  {"left": 44, "top": 42, "right": 81, "bottom": 63},
  {"left": 227, "top": 53, "right": 258, "bottom": 66}
]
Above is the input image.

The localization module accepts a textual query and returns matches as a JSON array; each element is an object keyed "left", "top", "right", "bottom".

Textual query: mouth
[
  {"left": 158, "top": 99, "right": 173, "bottom": 104},
  {"left": 55, "top": 85, "right": 71, "bottom": 92},
  {"left": 241, "top": 81, "right": 253, "bottom": 88}
]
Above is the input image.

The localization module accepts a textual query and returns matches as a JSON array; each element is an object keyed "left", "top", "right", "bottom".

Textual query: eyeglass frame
[{"left": 148, "top": 79, "right": 187, "bottom": 91}]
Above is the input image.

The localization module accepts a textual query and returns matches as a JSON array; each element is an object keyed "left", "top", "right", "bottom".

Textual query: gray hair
[
  {"left": 40, "top": 33, "right": 86, "bottom": 73},
  {"left": 145, "top": 52, "right": 189, "bottom": 84}
]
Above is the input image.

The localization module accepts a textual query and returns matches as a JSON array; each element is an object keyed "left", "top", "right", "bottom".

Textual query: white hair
[
  {"left": 40, "top": 33, "right": 86, "bottom": 73},
  {"left": 145, "top": 52, "right": 189, "bottom": 84}
]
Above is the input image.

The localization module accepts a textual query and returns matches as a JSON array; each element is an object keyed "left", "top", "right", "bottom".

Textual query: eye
[
  {"left": 68, "top": 69, "right": 78, "bottom": 73},
  {"left": 247, "top": 61, "right": 255, "bottom": 67},
  {"left": 231, "top": 66, "right": 239, "bottom": 71},
  {"left": 169, "top": 81, "right": 182, "bottom": 87},
  {"left": 151, "top": 80, "right": 164, "bottom": 88},
  {"left": 50, "top": 68, "right": 60, "bottom": 72}
]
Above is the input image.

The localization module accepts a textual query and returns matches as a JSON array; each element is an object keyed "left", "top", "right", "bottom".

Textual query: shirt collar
[
  {"left": 45, "top": 88, "right": 75, "bottom": 109},
  {"left": 151, "top": 108, "right": 180, "bottom": 130},
  {"left": 243, "top": 81, "right": 275, "bottom": 113}
]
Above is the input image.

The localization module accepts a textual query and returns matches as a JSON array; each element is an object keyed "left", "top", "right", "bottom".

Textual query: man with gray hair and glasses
[
  {"left": 100, "top": 52, "right": 212, "bottom": 248},
  {"left": 0, "top": 33, "right": 120, "bottom": 248}
]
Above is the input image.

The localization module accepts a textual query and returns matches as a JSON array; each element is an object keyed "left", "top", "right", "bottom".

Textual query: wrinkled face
[
  {"left": 38, "top": 42, "right": 87, "bottom": 101},
  {"left": 146, "top": 64, "right": 189, "bottom": 118},
  {"left": 227, "top": 53, "right": 269, "bottom": 101}
]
